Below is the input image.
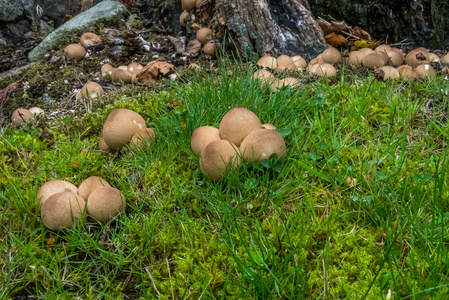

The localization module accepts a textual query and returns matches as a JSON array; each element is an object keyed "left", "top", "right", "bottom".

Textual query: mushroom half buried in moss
[
  {"left": 11, "top": 108, "right": 34, "bottom": 127},
  {"left": 219, "top": 107, "right": 262, "bottom": 147},
  {"left": 200, "top": 140, "right": 241, "bottom": 181},
  {"left": 78, "top": 176, "right": 111, "bottom": 200},
  {"left": 64, "top": 44, "right": 86, "bottom": 61},
  {"left": 130, "top": 128, "right": 156, "bottom": 150},
  {"left": 111, "top": 69, "right": 133, "bottom": 84},
  {"left": 37, "top": 180, "right": 78, "bottom": 205},
  {"left": 191, "top": 126, "right": 221, "bottom": 156},
  {"left": 76, "top": 81, "right": 104, "bottom": 102},
  {"left": 41, "top": 191, "right": 86, "bottom": 230},
  {"left": 86, "top": 187, "right": 126, "bottom": 222},
  {"left": 28, "top": 107, "right": 44, "bottom": 115},
  {"left": 240, "top": 129, "right": 286, "bottom": 163},
  {"left": 80, "top": 32, "right": 102, "bottom": 48},
  {"left": 181, "top": 0, "right": 196, "bottom": 11},
  {"left": 102, "top": 109, "right": 146, "bottom": 150},
  {"left": 180, "top": 10, "right": 189, "bottom": 27}
]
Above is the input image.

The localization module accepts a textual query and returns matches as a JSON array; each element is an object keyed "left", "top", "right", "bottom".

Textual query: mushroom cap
[
  {"left": 64, "top": 44, "right": 86, "bottom": 61},
  {"left": 362, "top": 53, "right": 386, "bottom": 69},
  {"left": 41, "top": 191, "right": 86, "bottom": 230},
  {"left": 275, "top": 55, "right": 295, "bottom": 71},
  {"left": 76, "top": 81, "right": 104, "bottom": 102},
  {"left": 405, "top": 49, "right": 429, "bottom": 67},
  {"left": 191, "top": 126, "right": 221, "bottom": 156},
  {"left": 117, "top": 65, "right": 129, "bottom": 70},
  {"left": 37, "top": 180, "right": 78, "bottom": 205},
  {"left": 196, "top": 28, "right": 213, "bottom": 44},
  {"left": 11, "top": 108, "right": 34, "bottom": 126},
  {"left": 128, "top": 62, "right": 143, "bottom": 73},
  {"left": 130, "top": 128, "right": 156, "bottom": 150},
  {"left": 269, "top": 78, "right": 300, "bottom": 91},
  {"left": 102, "top": 109, "right": 146, "bottom": 150},
  {"left": 203, "top": 43, "right": 216, "bottom": 56},
  {"left": 199, "top": 140, "right": 241, "bottom": 181},
  {"left": 315, "top": 63, "right": 337, "bottom": 78},
  {"left": 321, "top": 47, "right": 341, "bottom": 65},
  {"left": 375, "top": 44, "right": 392, "bottom": 53},
  {"left": 348, "top": 51, "right": 366, "bottom": 67},
  {"left": 86, "top": 187, "right": 126, "bottom": 222},
  {"left": 240, "top": 129, "right": 286, "bottom": 163},
  {"left": 291, "top": 55, "right": 307, "bottom": 70},
  {"left": 219, "top": 107, "right": 262, "bottom": 147},
  {"left": 377, "top": 66, "right": 400, "bottom": 80},
  {"left": 180, "top": 10, "right": 189, "bottom": 27},
  {"left": 307, "top": 63, "right": 321, "bottom": 74},
  {"left": 443, "top": 53, "right": 449, "bottom": 65},
  {"left": 397, "top": 65, "right": 418, "bottom": 81},
  {"left": 415, "top": 64, "right": 436, "bottom": 77},
  {"left": 28, "top": 107, "right": 44, "bottom": 115},
  {"left": 261, "top": 123, "right": 276, "bottom": 130},
  {"left": 101, "top": 64, "right": 114, "bottom": 77},
  {"left": 80, "top": 32, "right": 102, "bottom": 48},
  {"left": 195, "top": 0, "right": 203, "bottom": 8},
  {"left": 386, "top": 50, "right": 404, "bottom": 66},
  {"left": 111, "top": 69, "right": 133, "bottom": 84},
  {"left": 428, "top": 53, "right": 440, "bottom": 62},
  {"left": 251, "top": 69, "right": 273, "bottom": 83},
  {"left": 257, "top": 56, "right": 277, "bottom": 69},
  {"left": 358, "top": 48, "right": 375, "bottom": 56},
  {"left": 98, "top": 138, "right": 109, "bottom": 151},
  {"left": 78, "top": 176, "right": 111, "bottom": 200},
  {"left": 181, "top": 0, "right": 196, "bottom": 11}
]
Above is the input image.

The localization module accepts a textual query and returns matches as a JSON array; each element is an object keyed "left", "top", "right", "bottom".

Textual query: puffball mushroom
[
  {"left": 78, "top": 176, "right": 111, "bottom": 200},
  {"left": 41, "top": 191, "right": 86, "bottom": 230},
  {"left": 180, "top": 10, "right": 189, "bottom": 27},
  {"left": 358, "top": 48, "right": 375, "bottom": 56},
  {"left": 291, "top": 55, "right": 307, "bottom": 70},
  {"left": 240, "top": 129, "right": 286, "bottom": 163},
  {"left": 203, "top": 43, "right": 216, "bottom": 56},
  {"left": 397, "top": 65, "right": 418, "bottom": 81},
  {"left": 348, "top": 51, "right": 365, "bottom": 67},
  {"left": 257, "top": 56, "right": 277, "bottom": 70},
  {"left": 251, "top": 69, "right": 273, "bottom": 83},
  {"left": 275, "top": 55, "right": 296, "bottom": 72},
  {"left": 375, "top": 44, "right": 392, "bottom": 53},
  {"left": 219, "top": 107, "right": 262, "bottom": 147},
  {"left": 37, "top": 180, "right": 78, "bottom": 205},
  {"left": 428, "top": 53, "right": 440, "bottom": 62},
  {"left": 86, "top": 187, "right": 126, "bottom": 222},
  {"left": 128, "top": 62, "right": 143, "bottom": 74},
  {"left": 64, "top": 44, "right": 86, "bottom": 61},
  {"left": 102, "top": 109, "right": 146, "bottom": 150},
  {"left": 405, "top": 49, "right": 429, "bottom": 67},
  {"left": 11, "top": 108, "right": 34, "bottom": 126},
  {"left": 76, "top": 81, "right": 104, "bottom": 102},
  {"left": 111, "top": 69, "right": 133, "bottom": 84},
  {"left": 130, "top": 128, "right": 156, "bottom": 150},
  {"left": 376, "top": 66, "right": 400, "bottom": 80},
  {"left": 181, "top": 0, "right": 196, "bottom": 11},
  {"left": 191, "top": 126, "right": 221, "bottom": 156},
  {"left": 443, "top": 53, "right": 449, "bottom": 65},
  {"left": 196, "top": 28, "right": 213, "bottom": 44},
  {"left": 80, "top": 32, "right": 102, "bottom": 48},
  {"left": 362, "top": 53, "right": 386, "bottom": 69},
  {"left": 386, "top": 50, "right": 404, "bottom": 66},
  {"left": 262, "top": 123, "right": 276, "bottom": 130},
  {"left": 195, "top": 0, "right": 203, "bottom": 8},
  {"left": 315, "top": 63, "right": 337, "bottom": 78},
  {"left": 321, "top": 47, "right": 341, "bottom": 65},
  {"left": 200, "top": 140, "right": 241, "bottom": 181},
  {"left": 98, "top": 138, "right": 109, "bottom": 151},
  {"left": 415, "top": 64, "right": 436, "bottom": 77},
  {"left": 101, "top": 64, "right": 114, "bottom": 77},
  {"left": 28, "top": 107, "right": 44, "bottom": 115},
  {"left": 270, "top": 78, "right": 300, "bottom": 92}
]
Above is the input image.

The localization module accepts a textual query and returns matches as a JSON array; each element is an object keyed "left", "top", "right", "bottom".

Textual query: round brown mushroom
[
  {"left": 200, "top": 140, "right": 241, "bottom": 181},
  {"left": 101, "top": 64, "right": 114, "bottom": 77},
  {"left": 191, "top": 126, "right": 221, "bottom": 156},
  {"left": 76, "top": 81, "right": 104, "bottom": 102},
  {"left": 102, "top": 109, "right": 146, "bottom": 150},
  {"left": 415, "top": 64, "right": 436, "bottom": 77},
  {"left": 180, "top": 10, "right": 189, "bottom": 27},
  {"left": 291, "top": 55, "right": 307, "bottom": 71},
  {"left": 111, "top": 69, "right": 133, "bottom": 84},
  {"left": 358, "top": 48, "right": 375, "bottom": 56},
  {"left": 203, "top": 43, "right": 216, "bottom": 56},
  {"left": 196, "top": 28, "right": 213, "bottom": 44},
  {"left": 219, "top": 107, "right": 262, "bottom": 147},
  {"left": 375, "top": 44, "right": 392, "bottom": 53},
  {"left": 41, "top": 191, "right": 86, "bottom": 230},
  {"left": 362, "top": 53, "right": 386, "bottom": 69},
  {"left": 78, "top": 176, "right": 111, "bottom": 200},
  {"left": 397, "top": 65, "right": 418, "bottom": 81},
  {"left": 130, "top": 128, "right": 156, "bottom": 150},
  {"left": 240, "top": 129, "right": 286, "bottom": 163},
  {"left": 64, "top": 44, "right": 86, "bottom": 61},
  {"left": 257, "top": 56, "right": 277, "bottom": 70},
  {"left": 181, "top": 0, "right": 196, "bottom": 11},
  {"left": 251, "top": 69, "right": 273, "bottom": 84},
  {"left": 321, "top": 47, "right": 341, "bottom": 65},
  {"left": 428, "top": 53, "right": 440, "bottom": 63},
  {"left": 98, "top": 138, "right": 109, "bottom": 151},
  {"left": 11, "top": 108, "right": 34, "bottom": 127},
  {"left": 443, "top": 53, "right": 449, "bottom": 65},
  {"left": 37, "top": 180, "right": 78, "bottom": 205},
  {"left": 386, "top": 50, "right": 404, "bottom": 66},
  {"left": 80, "top": 32, "right": 102, "bottom": 48},
  {"left": 405, "top": 49, "right": 429, "bottom": 67},
  {"left": 315, "top": 63, "right": 337, "bottom": 78},
  {"left": 195, "top": 0, "right": 203, "bottom": 8},
  {"left": 348, "top": 51, "right": 366, "bottom": 67},
  {"left": 261, "top": 123, "right": 277, "bottom": 130},
  {"left": 86, "top": 187, "right": 126, "bottom": 222},
  {"left": 128, "top": 62, "right": 143, "bottom": 74},
  {"left": 275, "top": 55, "right": 296, "bottom": 72},
  {"left": 376, "top": 66, "right": 400, "bottom": 80}
]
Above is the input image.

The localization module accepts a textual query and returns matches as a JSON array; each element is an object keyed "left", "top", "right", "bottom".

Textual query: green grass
[{"left": 1, "top": 58, "right": 449, "bottom": 299}]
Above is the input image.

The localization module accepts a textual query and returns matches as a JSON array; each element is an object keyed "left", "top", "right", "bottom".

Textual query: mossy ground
[{"left": 1, "top": 51, "right": 449, "bottom": 299}]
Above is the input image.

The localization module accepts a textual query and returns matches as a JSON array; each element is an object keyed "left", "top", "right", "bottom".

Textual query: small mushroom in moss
[
  {"left": 41, "top": 191, "right": 86, "bottom": 230},
  {"left": 64, "top": 44, "right": 86, "bottom": 61},
  {"left": 180, "top": 10, "right": 189, "bottom": 27},
  {"left": 37, "top": 180, "right": 78, "bottom": 205},
  {"left": 28, "top": 107, "right": 44, "bottom": 115},
  {"left": 76, "top": 81, "right": 104, "bottom": 102},
  {"left": 196, "top": 28, "right": 213, "bottom": 44},
  {"left": 101, "top": 64, "right": 115, "bottom": 77},
  {"left": 130, "top": 128, "right": 156, "bottom": 150},
  {"left": 86, "top": 187, "right": 126, "bottom": 222},
  {"left": 111, "top": 69, "right": 133, "bottom": 84},
  {"left": 80, "top": 32, "right": 102, "bottom": 48},
  {"left": 102, "top": 109, "right": 146, "bottom": 150},
  {"left": 11, "top": 108, "right": 34, "bottom": 127},
  {"left": 128, "top": 62, "right": 143, "bottom": 74},
  {"left": 203, "top": 43, "right": 216, "bottom": 56}
]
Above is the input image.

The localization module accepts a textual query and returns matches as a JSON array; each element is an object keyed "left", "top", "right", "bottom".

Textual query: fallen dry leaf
[
  {"left": 0, "top": 81, "right": 21, "bottom": 105},
  {"left": 137, "top": 61, "right": 175, "bottom": 84},
  {"left": 325, "top": 33, "right": 348, "bottom": 47},
  {"left": 352, "top": 26, "right": 371, "bottom": 41}
]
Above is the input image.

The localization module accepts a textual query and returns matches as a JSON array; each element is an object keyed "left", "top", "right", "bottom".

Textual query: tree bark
[{"left": 213, "top": 0, "right": 327, "bottom": 60}]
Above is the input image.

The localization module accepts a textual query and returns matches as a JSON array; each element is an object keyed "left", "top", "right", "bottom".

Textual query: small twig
[
  {"left": 144, "top": 267, "right": 160, "bottom": 296},
  {"left": 166, "top": 258, "right": 174, "bottom": 300}
]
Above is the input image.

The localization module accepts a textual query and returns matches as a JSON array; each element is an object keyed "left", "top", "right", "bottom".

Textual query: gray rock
[
  {"left": 28, "top": 0, "right": 127, "bottom": 62},
  {"left": 0, "top": 0, "right": 24, "bottom": 22}
]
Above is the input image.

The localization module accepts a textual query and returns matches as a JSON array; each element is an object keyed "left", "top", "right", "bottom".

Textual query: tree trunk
[{"left": 212, "top": 0, "right": 327, "bottom": 60}]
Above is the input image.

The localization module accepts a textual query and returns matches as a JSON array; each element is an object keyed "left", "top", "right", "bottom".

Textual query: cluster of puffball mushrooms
[
  {"left": 180, "top": 0, "right": 216, "bottom": 56},
  {"left": 10, "top": 107, "right": 45, "bottom": 127},
  {"left": 98, "top": 108, "right": 155, "bottom": 152},
  {"left": 38, "top": 177, "right": 125, "bottom": 231},
  {"left": 191, "top": 107, "right": 286, "bottom": 181},
  {"left": 64, "top": 32, "right": 102, "bottom": 61},
  {"left": 252, "top": 46, "right": 449, "bottom": 91}
]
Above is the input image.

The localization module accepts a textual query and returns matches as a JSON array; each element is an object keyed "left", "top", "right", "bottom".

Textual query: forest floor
[{"left": 1, "top": 28, "right": 449, "bottom": 299}]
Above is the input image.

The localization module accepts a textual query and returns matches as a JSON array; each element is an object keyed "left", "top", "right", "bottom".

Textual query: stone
[
  {"left": 28, "top": 0, "right": 128, "bottom": 62},
  {"left": 0, "top": 0, "right": 24, "bottom": 22}
]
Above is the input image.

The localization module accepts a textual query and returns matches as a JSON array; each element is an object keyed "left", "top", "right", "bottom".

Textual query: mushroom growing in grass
[
  {"left": 196, "top": 28, "right": 213, "bottom": 44},
  {"left": 86, "top": 187, "right": 126, "bottom": 223},
  {"left": 101, "top": 64, "right": 115, "bottom": 77},
  {"left": 111, "top": 69, "right": 133, "bottom": 84},
  {"left": 291, "top": 55, "right": 307, "bottom": 71},
  {"left": 397, "top": 65, "right": 418, "bottom": 81},
  {"left": 80, "top": 32, "right": 102, "bottom": 48},
  {"left": 219, "top": 107, "right": 262, "bottom": 147},
  {"left": 41, "top": 191, "right": 86, "bottom": 230},
  {"left": 405, "top": 49, "right": 429, "bottom": 67},
  {"left": 362, "top": 53, "right": 387, "bottom": 69},
  {"left": 240, "top": 128, "right": 286, "bottom": 163},
  {"left": 251, "top": 69, "right": 274, "bottom": 85},
  {"left": 200, "top": 140, "right": 241, "bottom": 182},
  {"left": 415, "top": 64, "right": 436, "bottom": 78},
  {"left": 191, "top": 126, "right": 221, "bottom": 157},
  {"left": 270, "top": 78, "right": 301, "bottom": 92},
  {"left": 257, "top": 56, "right": 277, "bottom": 70},
  {"left": 315, "top": 63, "right": 337, "bottom": 78},
  {"left": 37, "top": 180, "right": 78, "bottom": 206},
  {"left": 11, "top": 108, "right": 34, "bottom": 127},
  {"left": 64, "top": 44, "right": 86, "bottom": 61},
  {"left": 373, "top": 66, "right": 400, "bottom": 81},
  {"left": 130, "top": 128, "right": 156, "bottom": 150},
  {"left": 348, "top": 51, "right": 365, "bottom": 67},
  {"left": 321, "top": 47, "right": 341, "bottom": 65},
  {"left": 102, "top": 109, "right": 146, "bottom": 150},
  {"left": 443, "top": 53, "right": 449, "bottom": 65},
  {"left": 275, "top": 55, "right": 296, "bottom": 72},
  {"left": 78, "top": 176, "right": 111, "bottom": 200},
  {"left": 203, "top": 43, "right": 216, "bottom": 56},
  {"left": 76, "top": 81, "right": 104, "bottom": 102}
]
